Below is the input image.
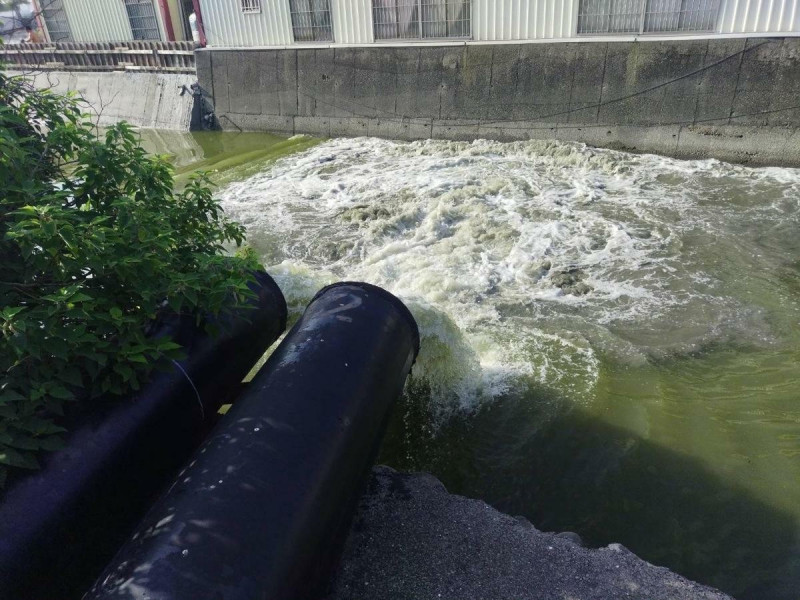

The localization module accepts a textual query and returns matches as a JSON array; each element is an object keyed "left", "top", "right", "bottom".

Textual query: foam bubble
[{"left": 219, "top": 137, "right": 800, "bottom": 421}]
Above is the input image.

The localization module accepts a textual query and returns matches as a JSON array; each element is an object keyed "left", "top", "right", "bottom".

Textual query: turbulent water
[{"left": 165, "top": 132, "right": 800, "bottom": 599}]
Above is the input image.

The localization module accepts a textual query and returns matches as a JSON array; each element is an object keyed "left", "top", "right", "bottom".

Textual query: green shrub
[{"left": 0, "top": 71, "right": 259, "bottom": 486}]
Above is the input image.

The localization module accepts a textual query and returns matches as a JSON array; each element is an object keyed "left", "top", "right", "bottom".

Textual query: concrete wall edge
[{"left": 199, "top": 31, "right": 800, "bottom": 50}]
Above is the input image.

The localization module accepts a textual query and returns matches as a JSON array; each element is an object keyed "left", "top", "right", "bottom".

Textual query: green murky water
[
  {"left": 136, "top": 129, "right": 320, "bottom": 188},
  {"left": 143, "top": 130, "right": 800, "bottom": 599}
]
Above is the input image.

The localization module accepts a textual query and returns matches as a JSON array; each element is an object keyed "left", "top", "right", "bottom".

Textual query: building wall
[
  {"left": 472, "top": 0, "right": 800, "bottom": 40},
  {"left": 39, "top": 0, "right": 169, "bottom": 42},
  {"left": 332, "top": 0, "right": 373, "bottom": 44},
  {"left": 718, "top": 0, "right": 800, "bottom": 33},
  {"left": 61, "top": 0, "right": 132, "bottom": 41},
  {"left": 201, "top": 0, "right": 294, "bottom": 46},
  {"left": 472, "top": 0, "right": 577, "bottom": 40},
  {"left": 198, "top": 0, "right": 800, "bottom": 47},
  {"left": 200, "top": 0, "right": 372, "bottom": 46},
  {"left": 166, "top": 0, "right": 191, "bottom": 41}
]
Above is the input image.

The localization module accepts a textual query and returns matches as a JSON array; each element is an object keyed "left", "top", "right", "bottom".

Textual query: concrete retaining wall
[
  {"left": 22, "top": 70, "right": 197, "bottom": 130},
  {"left": 197, "top": 37, "right": 800, "bottom": 166}
]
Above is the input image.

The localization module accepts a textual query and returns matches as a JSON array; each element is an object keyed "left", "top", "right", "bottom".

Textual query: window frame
[
  {"left": 241, "top": 0, "right": 262, "bottom": 14},
  {"left": 371, "top": 0, "right": 473, "bottom": 42},
  {"left": 575, "top": 0, "right": 721, "bottom": 36},
  {"left": 123, "top": 0, "right": 163, "bottom": 41},
  {"left": 288, "top": 0, "right": 335, "bottom": 43},
  {"left": 40, "top": 0, "right": 74, "bottom": 42}
]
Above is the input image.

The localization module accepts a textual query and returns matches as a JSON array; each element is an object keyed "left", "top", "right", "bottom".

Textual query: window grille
[
  {"left": 41, "top": 0, "right": 73, "bottom": 42},
  {"left": 124, "top": 0, "right": 161, "bottom": 40},
  {"left": 289, "top": 0, "right": 334, "bottom": 42},
  {"left": 372, "top": 0, "right": 471, "bottom": 40},
  {"left": 241, "top": 0, "right": 261, "bottom": 13},
  {"left": 577, "top": 0, "right": 720, "bottom": 34},
  {"left": 643, "top": 0, "right": 719, "bottom": 32}
]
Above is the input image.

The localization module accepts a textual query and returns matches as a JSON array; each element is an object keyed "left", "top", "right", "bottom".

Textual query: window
[
  {"left": 577, "top": 0, "right": 720, "bottom": 34},
  {"left": 41, "top": 0, "right": 73, "bottom": 42},
  {"left": 124, "top": 0, "right": 161, "bottom": 40},
  {"left": 372, "top": 0, "right": 471, "bottom": 40},
  {"left": 289, "top": 0, "right": 334, "bottom": 42},
  {"left": 241, "top": 0, "right": 261, "bottom": 13},
  {"left": 642, "top": 0, "right": 719, "bottom": 32}
]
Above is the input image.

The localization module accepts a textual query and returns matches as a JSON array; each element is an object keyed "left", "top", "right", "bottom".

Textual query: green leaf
[
  {"left": 0, "top": 447, "right": 40, "bottom": 470},
  {"left": 157, "top": 340, "right": 182, "bottom": 351},
  {"left": 0, "top": 390, "right": 25, "bottom": 403},
  {"left": 49, "top": 385, "right": 74, "bottom": 400},
  {"left": 1, "top": 307, "right": 25, "bottom": 319},
  {"left": 60, "top": 368, "right": 83, "bottom": 387},
  {"left": 114, "top": 363, "right": 134, "bottom": 381},
  {"left": 0, "top": 77, "right": 258, "bottom": 486}
]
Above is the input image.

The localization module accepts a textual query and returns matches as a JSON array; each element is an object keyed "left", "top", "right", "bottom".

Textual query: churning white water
[{"left": 219, "top": 137, "right": 800, "bottom": 423}]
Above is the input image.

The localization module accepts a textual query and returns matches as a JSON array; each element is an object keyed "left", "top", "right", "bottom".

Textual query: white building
[
  {"left": 195, "top": 0, "right": 800, "bottom": 47},
  {"left": 31, "top": 0, "right": 196, "bottom": 43}
]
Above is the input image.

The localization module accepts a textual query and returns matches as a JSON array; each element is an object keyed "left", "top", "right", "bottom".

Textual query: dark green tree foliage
[{"left": 0, "top": 72, "right": 258, "bottom": 486}]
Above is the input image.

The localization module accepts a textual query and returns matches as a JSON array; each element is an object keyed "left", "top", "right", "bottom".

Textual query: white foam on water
[{"left": 219, "top": 137, "right": 800, "bottom": 421}]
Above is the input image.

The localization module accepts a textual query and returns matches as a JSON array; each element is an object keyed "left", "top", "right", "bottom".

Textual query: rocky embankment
[{"left": 328, "top": 466, "right": 733, "bottom": 600}]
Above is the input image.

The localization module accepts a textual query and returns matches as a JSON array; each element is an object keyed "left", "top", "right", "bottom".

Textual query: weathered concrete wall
[
  {"left": 22, "top": 70, "right": 196, "bottom": 130},
  {"left": 197, "top": 38, "right": 800, "bottom": 166}
]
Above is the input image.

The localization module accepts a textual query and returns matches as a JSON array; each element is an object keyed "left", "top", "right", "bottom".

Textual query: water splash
[{"left": 219, "top": 137, "right": 800, "bottom": 422}]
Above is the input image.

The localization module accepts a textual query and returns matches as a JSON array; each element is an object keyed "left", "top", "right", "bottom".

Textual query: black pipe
[
  {"left": 0, "top": 271, "right": 287, "bottom": 600},
  {"left": 87, "top": 281, "right": 420, "bottom": 600}
]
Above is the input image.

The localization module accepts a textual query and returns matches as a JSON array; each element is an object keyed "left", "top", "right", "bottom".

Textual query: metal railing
[
  {"left": 577, "top": 0, "right": 720, "bottom": 34},
  {"left": 372, "top": 0, "right": 471, "bottom": 40},
  {"left": 289, "top": 0, "right": 334, "bottom": 42},
  {"left": 0, "top": 41, "right": 198, "bottom": 73}
]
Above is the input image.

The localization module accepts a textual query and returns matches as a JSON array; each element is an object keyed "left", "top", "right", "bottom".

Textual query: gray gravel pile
[{"left": 327, "top": 466, "right": 734, "bottom": 600}]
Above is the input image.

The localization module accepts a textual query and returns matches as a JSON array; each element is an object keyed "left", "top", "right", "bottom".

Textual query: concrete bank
[
  {"left": 328, "top": 466, "right": 733, "bottom": 600},
  {"left": 197, "top": 37, "right": 800, "bottom": 167},
  {"left": 20, "top": 70, "right": 197, "bottom": 130}
]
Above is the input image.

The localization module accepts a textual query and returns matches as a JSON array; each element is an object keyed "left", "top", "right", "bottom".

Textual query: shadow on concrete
[{"left": 380, "top": 385, "right": 799, "bottom": 600}]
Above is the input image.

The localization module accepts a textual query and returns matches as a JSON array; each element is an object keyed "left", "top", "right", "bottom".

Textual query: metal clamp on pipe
[
  {"left": 87, "top": 281, "right": 420, "bottom": 600},
  {"left": 0, "top": 271, "right": 287, "bottom": 600}
]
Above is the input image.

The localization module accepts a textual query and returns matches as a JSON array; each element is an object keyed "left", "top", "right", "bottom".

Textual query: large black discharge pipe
[
  {"left": 0, "top": 272, "right": 287, "bottom": 600},
  {"left": 87, "top": 282, "right": 420, "bottom": 600}
]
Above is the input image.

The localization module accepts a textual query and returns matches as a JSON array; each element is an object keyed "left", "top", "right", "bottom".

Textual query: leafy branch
[{"left": 0, "top": 69, "right": 260, "bottom": 487}]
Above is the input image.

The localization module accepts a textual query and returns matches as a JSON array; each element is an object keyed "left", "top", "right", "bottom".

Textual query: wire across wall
[{"left": 372, "top": 0, "right": 471, "bottom": 40}]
